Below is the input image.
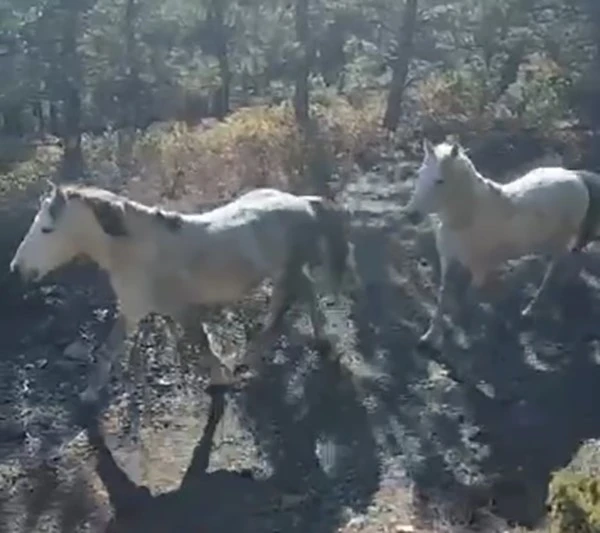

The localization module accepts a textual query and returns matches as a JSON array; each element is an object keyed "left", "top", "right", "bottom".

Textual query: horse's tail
[
  {"left": 306, "top": 196, "right": 350, "bottom": 294},
  {"left": 575, "top": 171, "right": 600, "bottom": 250}
]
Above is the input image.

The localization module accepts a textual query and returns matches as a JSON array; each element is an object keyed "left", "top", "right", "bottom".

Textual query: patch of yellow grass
[{"left": 133, "top": 97, "right": 383, "bottom": 203}]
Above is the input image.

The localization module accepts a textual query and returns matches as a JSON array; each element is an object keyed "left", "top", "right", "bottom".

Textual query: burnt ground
[{"left": 3, "top": 153, "right": 600, "bottom": 532}]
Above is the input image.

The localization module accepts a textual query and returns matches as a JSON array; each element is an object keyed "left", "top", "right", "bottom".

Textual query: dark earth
[{"left": 3, "top": 137, "right": 600, "bottom": 532}]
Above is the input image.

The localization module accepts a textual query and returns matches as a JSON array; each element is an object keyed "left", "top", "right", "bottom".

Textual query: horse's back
[
  {"left": 195, "top": 188, "right": 313, "bottom": 227},
  {"left": 178, "top": 188, "right": 318, "bottom": 278},
  {"left": 507, "top": 167, "right": 583, "bottom": 192},
  {"left": 504, "top": 167, "right": 589, "bottom": 215}
]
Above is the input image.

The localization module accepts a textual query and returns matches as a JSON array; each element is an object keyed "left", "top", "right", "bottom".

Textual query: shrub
[
  {"left": 417, "top": 54, "right": 571, "bottom": 134},
  {"left": 132, "top": 96, "right": 382, "bottom": 203},
  {"left": 133, "top": 105, "right": 305, "bottom": 202},
  {"left": 417, "top": 68, "right": 487, "bottom": 125},
  {"left": 548, "top": 470, "right": 600, "bottom": 533},
  {"left": 0, "top": 95, "right": 382, "bottom": 207},
  {"left": 0, "top": 142, "right": 62, "bottom": 200},
  {"left": 504, "top": 54, "right": 571, "bottom": 130}
]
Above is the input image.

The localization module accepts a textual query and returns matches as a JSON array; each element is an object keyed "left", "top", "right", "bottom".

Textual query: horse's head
[
  {"left": 405, "top": 139, "right": 476, "bottom": 223},
  {"left": 9, "top": 181, "right": 122, "bottom": 283}
]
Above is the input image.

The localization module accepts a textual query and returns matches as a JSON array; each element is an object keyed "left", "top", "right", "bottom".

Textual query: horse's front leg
[
  {"left": 80, "top": 313, "right": 133, "bottom": 406},
  {"left": 419, "top": 254, "right": 451, "bottom": 350}
]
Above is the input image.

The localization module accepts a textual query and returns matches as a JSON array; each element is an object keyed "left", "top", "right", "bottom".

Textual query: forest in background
[{"left": 0, "top": 0, "right": 599, "bottom": 203}]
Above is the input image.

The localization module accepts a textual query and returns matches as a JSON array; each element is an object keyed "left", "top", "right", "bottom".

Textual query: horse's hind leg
[
  {"left": 234, "top": 269, "right": 299, "bottom": 375},
  {"left": 80, "top": 313, "right": 129, "bottom": 407},
  {"left": 521, "top": 251, "right": 580, "bottom": 318},
  {"left": 296, "top": 268, "right": 332, "bottom": 354}
]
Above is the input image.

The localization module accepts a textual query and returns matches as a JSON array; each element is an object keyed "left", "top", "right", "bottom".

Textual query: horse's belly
[
  {"left": 186, "top": 260, "right": 267, "bottom": 305},
  {"left": 505, "top": 209, "right": 580, "bottom": 255}
]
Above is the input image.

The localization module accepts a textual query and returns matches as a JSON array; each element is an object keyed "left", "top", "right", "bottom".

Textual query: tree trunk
[
  {"left": 118, "top": 0, "right": 140, "bottom": 177},
  {"left": 60, "top": 0, "right": 84, "bottom": 181},
  {"left": 210, "top": 0, "right": 230, "bottom": 119},
  {"left": 293, "top": 0, "right": 310, "bottom": 126},
  {"left": 2, "top": 106, "right": 24, "bottom": 136},
  {"left": 49, "top": 102, "right": 60, "bottom": 136},
  {"left": 62, "top": 85, "right": 84, "bottom": 180},
  {"left": 495, "top": 39, "right": 527, "bottom": 100},
  {"left": 32, "top": 101, "right": 45, "bottom": 136},
  {"left": 382, "top": 0, "right": 419, "bottom": 132}
]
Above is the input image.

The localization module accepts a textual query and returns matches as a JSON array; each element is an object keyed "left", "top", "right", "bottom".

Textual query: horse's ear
[
  {"left": 450, "top": 143, "right": 460, "bottom": 158},
  {"left": 423, "top": 138, "right": 436, "bottom": 158},
  {"left": 48, "top": 184, "right": 67, "bottom": 220},
  {"left": 45, "top": 178, "right": 57, "bottom": 192}
]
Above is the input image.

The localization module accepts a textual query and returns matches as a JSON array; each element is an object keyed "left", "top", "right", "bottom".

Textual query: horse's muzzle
[{"left": 9, "top": 260, "right": 39, "bottom": 284}]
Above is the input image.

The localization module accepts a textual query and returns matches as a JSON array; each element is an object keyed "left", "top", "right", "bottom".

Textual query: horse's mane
[
  {"left": 62, "top": 184, "right": 126, "bottom": 204},
  {"left": 58, "top": 185, "right": 183, "bottom": 236}
]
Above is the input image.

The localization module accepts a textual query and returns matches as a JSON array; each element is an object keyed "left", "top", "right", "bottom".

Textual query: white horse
[
  {"left": 405, "top": 139, "right": 600, "bottom": 349},
  {"left": 10, "top": 183, "right": 350, "bottom": 404}
]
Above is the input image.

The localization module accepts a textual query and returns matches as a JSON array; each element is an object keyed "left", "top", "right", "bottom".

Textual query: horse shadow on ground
[
  {"left": 79, "top": 359, "right": 378, "bottom": 533},
  {"left": 352, "top": 219, "right": 600, "bottom": 529},
  {"left": 80, "top": 388, "right": 296, "bottom": 533}
]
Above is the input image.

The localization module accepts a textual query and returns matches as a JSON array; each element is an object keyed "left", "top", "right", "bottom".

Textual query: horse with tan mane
[
  {"left": 10, "top": 183, "right": 350, "bottom": 404},
  {"left": 405, "top": 139, "right": 600, "bottom": 350}
]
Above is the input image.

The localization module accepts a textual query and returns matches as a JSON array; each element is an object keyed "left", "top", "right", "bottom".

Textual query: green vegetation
[
  {"left": 547, "top": 441, "right": 600, "bottom": 533},
  {"left": 548, "top": 472, "right": 600, "bottom": 533},
  {"left": 0, "top": 0, "right": 598, "bottom": 202}
]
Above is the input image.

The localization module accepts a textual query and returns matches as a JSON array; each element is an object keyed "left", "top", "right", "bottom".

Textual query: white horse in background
[
  {"left": 10, "top": 183, "right": 350, "bottom": 404},
  {"left": 405, "top": 139, "right": 600, "bottom": 349}
]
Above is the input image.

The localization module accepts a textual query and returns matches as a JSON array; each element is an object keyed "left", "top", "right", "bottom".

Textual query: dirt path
[{"left": 3, "top": 156, "right": 600, "bottom": 532}]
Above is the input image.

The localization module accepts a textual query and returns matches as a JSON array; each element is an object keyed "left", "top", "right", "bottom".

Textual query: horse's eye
[
  {"left": 435, "top": 179, "right": 444, "bottom": 185},
  {"left": 41, "top": 227, "right": 54, "bottom": 234}
]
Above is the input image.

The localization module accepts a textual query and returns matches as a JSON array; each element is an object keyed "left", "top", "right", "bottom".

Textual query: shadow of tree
[{"left": 238, "top": 338, "right": 380, "bottom": 525}]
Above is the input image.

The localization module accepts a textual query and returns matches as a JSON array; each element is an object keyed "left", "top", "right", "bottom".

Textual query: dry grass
[
  {"left": 0, "top": 95, "right": 383, "bottom": 210},
  {"left": 129, "top": 98, "right": 384, "bottom": 205}
]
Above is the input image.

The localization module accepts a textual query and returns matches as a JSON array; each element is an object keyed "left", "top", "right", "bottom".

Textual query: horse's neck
[
  {"left": 475, "top": 175, "right": 512, "bottom": 216},
  {"left": 72, "top": 231, "right": 112, "bottom": 271},
  {"left": 442, "top": 169, "right": 507, "bottom": 230},
  {"left": 439, "top": 170, "right": 482, "bottom": 229}
]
